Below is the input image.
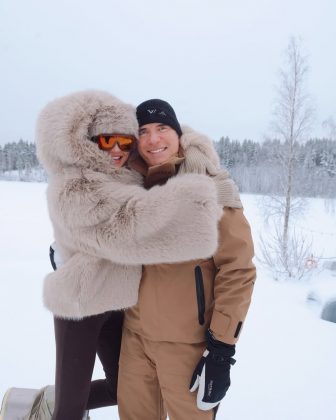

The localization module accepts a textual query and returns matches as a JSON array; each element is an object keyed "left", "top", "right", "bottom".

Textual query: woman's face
[{"left": 106, "top": 143, "right": 130, "bottom": 168}]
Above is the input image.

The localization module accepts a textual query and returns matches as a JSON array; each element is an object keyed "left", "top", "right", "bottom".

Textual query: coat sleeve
[
  {"left": 209, "top": 207, "right": 256, "bottom": 345},
  {"left": 53, "top": 173, "right": 222, "bottom": 266}
]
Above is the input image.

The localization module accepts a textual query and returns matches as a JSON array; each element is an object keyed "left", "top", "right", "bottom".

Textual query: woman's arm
[{"left": 51, "top": 173, "right": 222, "bottom": 265}]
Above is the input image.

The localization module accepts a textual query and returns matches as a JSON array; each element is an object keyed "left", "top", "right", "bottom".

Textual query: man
[{"left": 117, "top": 99, "right": 256, "bottom": 420}]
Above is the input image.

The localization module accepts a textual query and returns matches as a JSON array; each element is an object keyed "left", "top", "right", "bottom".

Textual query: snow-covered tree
[
  {"left": 322, "top": 116, "right": 336, "bottom": 141},
  {"left": 271, "top": 37, "right": 314, "bottom": 244},
  {"left": 0, "top": 140, "right": 46, "bottom": 181},
  {"left": 259, "top": 37, "right": 315, "bottom": 281}
]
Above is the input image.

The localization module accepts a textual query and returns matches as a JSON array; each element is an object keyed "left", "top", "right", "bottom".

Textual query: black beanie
[{"left": 136, "top": 99, "right": 182, "bottom": 137}]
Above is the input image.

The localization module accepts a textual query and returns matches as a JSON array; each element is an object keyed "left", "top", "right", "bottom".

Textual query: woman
[{"left": 32, "top": 90, "right": 223, "bottom": 420}]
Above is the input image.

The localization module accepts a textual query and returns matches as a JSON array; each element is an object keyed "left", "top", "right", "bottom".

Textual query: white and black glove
[
  {"left": 189, "top": 329, "right": 236, "bottom": 411},
  {"left": 49, "top": 242, "right": 64, "bottom": 271}
]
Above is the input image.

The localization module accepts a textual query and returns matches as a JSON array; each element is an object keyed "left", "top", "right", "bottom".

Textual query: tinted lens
[
  {"left": 98, "top": 135, "right": 117, "bottom": 150},
  {"left": 96, "top": 135, "right": 134, "bottom": 151},
  {"left": 117, "top": 137, "right": 134, "bottom": 151}
]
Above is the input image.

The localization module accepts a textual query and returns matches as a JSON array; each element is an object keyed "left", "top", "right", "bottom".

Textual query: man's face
[{"left": 137, "top": 123, "right": 180, "bottom": 167}]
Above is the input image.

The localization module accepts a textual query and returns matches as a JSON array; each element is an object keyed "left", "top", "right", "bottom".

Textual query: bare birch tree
[
  {"left": 322, "top": 116, "right": 336, "bottom": 140},
  {"left": 272, "top": 36, "right": 314, "bottom": 243},
  {"left": 260, "top": 37, "right": 315, "bottom": 280}
]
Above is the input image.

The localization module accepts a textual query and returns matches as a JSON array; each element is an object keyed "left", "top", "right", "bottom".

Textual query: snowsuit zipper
[{"left": 194, "top": 266, "right": 205, "bottom": 325}]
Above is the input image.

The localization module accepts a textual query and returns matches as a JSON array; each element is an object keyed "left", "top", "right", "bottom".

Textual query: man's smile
[{"left": 148, "top": 147, "right": 168, "bottom": 154}]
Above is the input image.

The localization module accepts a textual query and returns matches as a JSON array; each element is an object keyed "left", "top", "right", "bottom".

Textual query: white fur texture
[
  {"left": 36, "top": 91, "right": 222, "bottom": 319},
  {"left": 179, "top": 125, "right": 242, "bottom": 208},
  {"left": 179, "top": 125, "right": 221, "bottom": 175}
]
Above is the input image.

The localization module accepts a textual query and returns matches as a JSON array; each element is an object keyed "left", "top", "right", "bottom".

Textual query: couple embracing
[{"left": 33, "top": 90, "right": 256, "bottom": 420}]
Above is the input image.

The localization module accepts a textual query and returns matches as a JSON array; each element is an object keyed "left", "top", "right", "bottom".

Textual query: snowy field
[{"left": 0, "top": 181, "right": 335, "bottom": 420}]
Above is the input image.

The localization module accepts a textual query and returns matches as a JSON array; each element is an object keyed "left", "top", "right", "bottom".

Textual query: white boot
[
  {"left": 24, "top": 385, "right": 90, "bottom": 420},
  {"left": 23, "top": 385, "right": 53, "bottom": 420},
  {"left": 0, "top": 388, "right": 40, "bottom": 420}
]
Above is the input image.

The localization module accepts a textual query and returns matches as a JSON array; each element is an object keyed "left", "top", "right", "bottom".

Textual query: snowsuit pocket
[{"left": 194, "top": 266, "right": 205, "bottom": 325}]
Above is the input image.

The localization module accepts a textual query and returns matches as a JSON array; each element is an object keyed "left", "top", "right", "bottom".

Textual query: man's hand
[{"left": 189, "top": 330, "right": 236, "bottom": 411}]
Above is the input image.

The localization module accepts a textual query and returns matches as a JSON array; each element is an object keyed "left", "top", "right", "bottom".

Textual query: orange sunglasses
[{"left": 91, "top": 134, "right": 136, "bottom": 151}]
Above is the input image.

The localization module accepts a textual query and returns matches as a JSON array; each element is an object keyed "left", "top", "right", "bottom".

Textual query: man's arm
[
  {"left": 210, "top": 207, "right": 256, "bottom": 344},
  {"left": 190, "top": 207, "right": 256, "bottom": 410}
]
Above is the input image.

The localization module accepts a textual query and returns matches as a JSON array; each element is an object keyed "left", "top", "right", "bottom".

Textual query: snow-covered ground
[{"left": 0, "top": 181, "right": 335, "bottom": 420}]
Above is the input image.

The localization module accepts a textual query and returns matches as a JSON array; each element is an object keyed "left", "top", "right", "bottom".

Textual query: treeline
[
  {"left": 1, "top": 138, "right": 335, "bottom": 198},
  {"left": 0, "top": 140, "right": 46, "bottom": 181},
  {"left": 214, "top": 137, "right": 336, "bottom": 198}
]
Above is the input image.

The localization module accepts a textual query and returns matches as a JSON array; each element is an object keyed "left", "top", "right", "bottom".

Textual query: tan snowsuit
[{"left": 118, "top": 127, "right": 256, "bottom": 420}]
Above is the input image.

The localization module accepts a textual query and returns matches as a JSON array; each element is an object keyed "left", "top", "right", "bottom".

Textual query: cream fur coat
[{"left": 36, "top": 90, "right": 223, "bottom": 319}]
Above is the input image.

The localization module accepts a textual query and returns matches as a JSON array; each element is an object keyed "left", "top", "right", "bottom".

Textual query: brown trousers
[
  {"left": 52, "top": 311, "right": 123, "bottom": 420},
  {"left": 117, "top": 328, "right": 218, "bottom": 420}
]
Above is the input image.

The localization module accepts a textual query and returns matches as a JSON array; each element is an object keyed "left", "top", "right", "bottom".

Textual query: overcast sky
[{"left": 0, "top": 0, "right": 335, "bottom": 145}]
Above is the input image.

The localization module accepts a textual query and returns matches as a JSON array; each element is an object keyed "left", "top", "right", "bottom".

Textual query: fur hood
[{"left": 36, "top": 90, "right": 138, "bottom": 176}]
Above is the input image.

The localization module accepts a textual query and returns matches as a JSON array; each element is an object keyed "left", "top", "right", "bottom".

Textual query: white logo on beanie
[{"left": 147, "top": 109, "right": 167, "bottom": 116}]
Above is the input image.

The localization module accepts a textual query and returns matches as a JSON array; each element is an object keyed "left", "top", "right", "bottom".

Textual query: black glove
[{"left": 189, "top": 329, "right": 236, "bottom": 410}]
